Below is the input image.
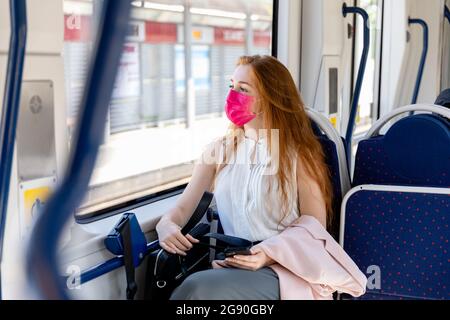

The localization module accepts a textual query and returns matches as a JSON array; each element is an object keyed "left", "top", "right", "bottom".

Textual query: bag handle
[{"left": 180, "top": 191, "right": 214, "bottom": 235}]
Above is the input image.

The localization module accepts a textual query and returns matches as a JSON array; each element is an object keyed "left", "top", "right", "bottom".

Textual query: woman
[{"left": 156, "top": 55, "right": 334, "bottom": 300}]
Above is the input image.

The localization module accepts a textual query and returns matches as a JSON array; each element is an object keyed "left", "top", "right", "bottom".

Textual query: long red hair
[{"left": 214, "top": 55, "right": 333, "bottom": 229}]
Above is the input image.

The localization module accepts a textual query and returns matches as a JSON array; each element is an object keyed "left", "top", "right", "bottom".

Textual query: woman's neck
[{"left": 244, "top": 118, "right": 264, "bottom": 142}]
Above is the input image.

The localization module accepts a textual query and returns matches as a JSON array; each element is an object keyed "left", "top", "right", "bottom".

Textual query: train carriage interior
[{"left": 0, "top": 0, "right": 449, "bottom": 301}]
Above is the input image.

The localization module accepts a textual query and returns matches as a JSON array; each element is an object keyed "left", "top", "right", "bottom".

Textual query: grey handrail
[{"left": 366, "top": 104, "right": 450, "bottom": 137}]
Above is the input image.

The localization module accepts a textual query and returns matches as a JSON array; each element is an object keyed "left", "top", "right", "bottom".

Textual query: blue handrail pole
[
  {"left": 408, "top": 18, "right": 429, "bottom": 105},
  {"left": 77, "top": 240, "right": 160, "bottom": 285},
  {"left": 342, "top": 3, "right": 371, "bottom": 164},
  {"left": 26, "top": 0, "right": 132, "bottom": 299},
  {"left": 445, "top": 5, "right": 450, "bottom": 24},
  {"left": 0, "top": 0, "right": 27, "bottom": 299}
]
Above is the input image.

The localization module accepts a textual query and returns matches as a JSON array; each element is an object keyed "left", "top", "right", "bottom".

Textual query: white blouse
[{"left": 214, "top": 137, "right": 300, "bottom": 242}]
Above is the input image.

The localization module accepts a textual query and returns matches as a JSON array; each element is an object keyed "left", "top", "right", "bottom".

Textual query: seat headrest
[
  {"left": 435, "top": 88, "right": 450, "bottom": 108},
  {"left": 310, "top": 119, "right": 324, "bottom": 137},
  {"left": 384, "top": 114, "right": 450, "bottom": 182}
]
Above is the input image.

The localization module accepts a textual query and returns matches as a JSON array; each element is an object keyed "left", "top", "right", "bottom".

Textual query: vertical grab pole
[
  {"left": 0, "top": 0, "right": 27, "bottom": 299},
  {"left": 342, "top": 3, "right": 370, "bottom": 164},
  {"left": 408, "top": 18, "right": 429, "bottom": 105},
  {"left": 26, "top": 0, "right": 132, "bottom": 299}
]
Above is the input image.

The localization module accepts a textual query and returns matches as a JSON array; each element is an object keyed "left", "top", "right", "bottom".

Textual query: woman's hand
[
  {"left": 156, "top": 219, "right": 199, "bottom": 256},
  {"left": 217, "top": 246, "right": 275, "bottom": 271}
]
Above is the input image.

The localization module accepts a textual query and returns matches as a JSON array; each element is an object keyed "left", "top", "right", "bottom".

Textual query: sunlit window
[
  {"left": 353, "top": 0, "right": 383, "bottom": 135},
  {"left": 63, "top": 0, "right": 274, "bottom": 218}
]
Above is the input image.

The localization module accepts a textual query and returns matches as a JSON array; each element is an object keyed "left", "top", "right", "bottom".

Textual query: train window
[
  {"left": 63, "top": 0, "right": 275, "bottom": 220},
  {"left": 353, "top": 0, "right": 383, "bottom": 136}
]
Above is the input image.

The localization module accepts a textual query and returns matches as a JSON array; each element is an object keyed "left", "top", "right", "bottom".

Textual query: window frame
[{"left": 75, "top": 183, "right": 186, "bottom": 224}]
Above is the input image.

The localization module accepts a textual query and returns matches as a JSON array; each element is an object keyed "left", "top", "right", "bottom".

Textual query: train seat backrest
[
  {"left": 341, "top": 186, "right": 449, "bottom": 300},
  {"left": 353, "top": 114, "right": 450, "bottom": 188},
  {"left": 310, "top": 120, "right": 345, "bottom": 239}
]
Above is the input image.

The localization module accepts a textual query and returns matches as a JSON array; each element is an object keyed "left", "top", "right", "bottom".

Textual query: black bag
[
  {"left": 144, "top": 230, "right": 257, "bottom": 300},
  {"left": 144, "top": 223, "right": 212, "bottom": 300},
  {"left": 144, "top": 191, "right": 258, "bottom": 300},
  {"left": 145, "top": 192, "right": 256, "bottom": 301},
  {"left": 144, "top": 191, "right": 214, "bottom": 300}
]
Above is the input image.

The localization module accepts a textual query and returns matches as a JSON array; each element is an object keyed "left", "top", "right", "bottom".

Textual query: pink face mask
[{"left": 225, "top": 89, "right": 257, "bottom": 127}]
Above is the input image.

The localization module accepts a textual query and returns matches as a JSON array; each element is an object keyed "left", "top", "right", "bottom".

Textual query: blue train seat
[
  {"left": 341, "top": 185, "right": 449, "bottom": 300},
  {"left": 341, "top": 105, "right": 450, "bottom": 300},
  {"left": 307, "top": 109, "right": 351, "bottom": 239},
  {"left": 353, "top": 106, "right": 450, "bottom": 187}
]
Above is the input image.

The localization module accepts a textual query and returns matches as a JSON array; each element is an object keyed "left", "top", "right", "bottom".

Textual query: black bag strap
[
  {"left": 121, "top": 219, "right": 137, "bottom": 300},
  {"left": 192, "top": 233, "right": 259, "bottom": 256},
  {"left": 203, "top": 233, "right": 254, "bottom": 248},
  {"left": 180, "top": 191, "right": 214, "bottom": 235}
]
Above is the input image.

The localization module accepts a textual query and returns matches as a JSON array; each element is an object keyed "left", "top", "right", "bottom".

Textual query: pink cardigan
[{"left": 254, "top": 215, "right": 367, "bottom": 300}]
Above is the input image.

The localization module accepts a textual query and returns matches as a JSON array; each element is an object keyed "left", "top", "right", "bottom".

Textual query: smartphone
[{"left": 224, "top": 247, "right": 252, "bottom": 257}]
